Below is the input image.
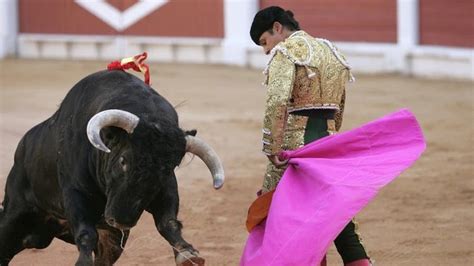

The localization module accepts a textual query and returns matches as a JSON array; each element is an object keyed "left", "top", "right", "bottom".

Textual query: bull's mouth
[{"left": 105, "top": 217, "right": 135, "bottom": 230}]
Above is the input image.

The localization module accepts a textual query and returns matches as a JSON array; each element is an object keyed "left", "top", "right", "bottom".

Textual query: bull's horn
[
  {"left": 87, "top": 109, "right": 140, "bottom": 153},
  {"left": 185, "top": 136, "right": 225, "bottom": 189}
]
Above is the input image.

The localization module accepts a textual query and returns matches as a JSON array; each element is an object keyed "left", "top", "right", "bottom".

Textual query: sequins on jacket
[{"left": 261, "top": 31, "right": 353, "bottom": 156}]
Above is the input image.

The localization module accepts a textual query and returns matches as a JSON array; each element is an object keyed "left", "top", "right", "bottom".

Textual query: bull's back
[{"left": 58, "top": 70, "right": 177, "bottom": 123}]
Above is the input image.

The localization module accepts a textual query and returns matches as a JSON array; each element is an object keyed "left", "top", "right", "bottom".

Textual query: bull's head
[{"left": 86, "top": 109, "right": 224, "bottom": 229}]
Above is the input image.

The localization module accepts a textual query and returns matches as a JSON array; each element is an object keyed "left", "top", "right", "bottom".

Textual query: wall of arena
[{"left": 1, "top": 0, "right": 473, "bottom": 80}]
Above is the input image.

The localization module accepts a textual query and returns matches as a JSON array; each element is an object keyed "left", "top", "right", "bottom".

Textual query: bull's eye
[
  {"left": 105, "top": 132, "right": 114, "bottom": 140},
  {"left": 119, "top": 156, "right": 128, "bottom": 172}
]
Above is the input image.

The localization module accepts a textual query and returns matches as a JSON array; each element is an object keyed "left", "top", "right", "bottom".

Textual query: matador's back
[{"left": 261, "top": 30, "right": 353, "bottom": 156}]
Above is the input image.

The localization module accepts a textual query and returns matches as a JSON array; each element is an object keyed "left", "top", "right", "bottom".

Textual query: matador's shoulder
[{"left": 271, "top": 31, "right": 313, "bottom": 66}]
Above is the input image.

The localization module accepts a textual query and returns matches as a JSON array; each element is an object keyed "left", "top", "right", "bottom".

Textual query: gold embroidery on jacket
[
  {"left": 335, "top": 90, "right": 346, "bottom": 131},
  {"left": 262, "top": 114, "right": 307, "bottom": 192},
  {"left": 261, "top": 31, "right": 351, "bottom": 191},
  {"left": 262, "top": 51, "right": 295, "bottom": 155}
]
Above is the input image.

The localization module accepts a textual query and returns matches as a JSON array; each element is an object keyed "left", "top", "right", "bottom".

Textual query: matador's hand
[{"left": 267, "top": 155, "right": 288, "bottom": 168}]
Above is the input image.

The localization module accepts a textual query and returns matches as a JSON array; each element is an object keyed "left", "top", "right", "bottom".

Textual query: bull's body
[{"left": 0, "top": 70, "right": 220, "bottom": 265}]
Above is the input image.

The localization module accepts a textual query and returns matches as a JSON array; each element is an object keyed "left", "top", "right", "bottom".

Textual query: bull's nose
[{"left": 105, "top": 217, "right": 132, "bottom": 230}]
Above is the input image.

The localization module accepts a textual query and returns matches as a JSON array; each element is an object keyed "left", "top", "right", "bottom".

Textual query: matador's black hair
[{"left": 250, "top": 6, "right": 300, "bottom": 45}]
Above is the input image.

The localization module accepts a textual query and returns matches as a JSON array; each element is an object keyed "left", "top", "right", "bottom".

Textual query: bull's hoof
[
  {"left": 178, "top": 257, "right": 205, "bottom": 266},
  {"left": 175, "top": 250, "right": 205, "bottom": 266}
]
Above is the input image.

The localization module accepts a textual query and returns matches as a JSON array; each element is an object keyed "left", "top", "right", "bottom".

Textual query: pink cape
[{"left": 240, "top": 109, "right": 426, "bottom": 266}]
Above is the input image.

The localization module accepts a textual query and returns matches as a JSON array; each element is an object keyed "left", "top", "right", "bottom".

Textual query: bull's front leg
[
  {"left": 63, "top": 188, "right": 99, "bottom": 266},
  {"left": 146, "top": 176, "right": 204, "bottom": 266}
]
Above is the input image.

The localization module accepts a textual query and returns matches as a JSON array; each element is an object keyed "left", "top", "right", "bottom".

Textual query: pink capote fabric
[{"left": 240, "top": 109, "right": 426, "bottom": 266}]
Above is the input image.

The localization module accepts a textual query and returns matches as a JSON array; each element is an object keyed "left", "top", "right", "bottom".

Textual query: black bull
[{"left": 0, "top": 70, "right": 224, "bottom": 266}]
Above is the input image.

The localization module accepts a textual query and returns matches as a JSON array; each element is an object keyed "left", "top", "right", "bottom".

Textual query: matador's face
[{"left": 258, "top": 22, "right": 286, "bottom": 55}]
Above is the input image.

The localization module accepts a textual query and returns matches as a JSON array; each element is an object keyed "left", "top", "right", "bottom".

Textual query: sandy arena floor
[{"left": 0, "top": 59, "right": 473, "bottom": 265}]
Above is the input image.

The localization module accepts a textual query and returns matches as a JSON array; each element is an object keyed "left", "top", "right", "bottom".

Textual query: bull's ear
[{"left": 184, "top": 129, "right": 197, "bottom": 136}]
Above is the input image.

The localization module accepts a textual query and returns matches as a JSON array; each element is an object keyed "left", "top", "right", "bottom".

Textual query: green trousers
[{"left": 304, "top": 114, "right": 370, "bottom": 263}]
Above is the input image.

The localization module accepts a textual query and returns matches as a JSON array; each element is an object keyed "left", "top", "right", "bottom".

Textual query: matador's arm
[{"left": 262, "top": 51, "right": 295, "bottom": 156}]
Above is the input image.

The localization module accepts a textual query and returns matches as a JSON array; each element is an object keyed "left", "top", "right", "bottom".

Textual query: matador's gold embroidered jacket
[{"left": 261, "top": 30, "right": 353, "bottom": 156}]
